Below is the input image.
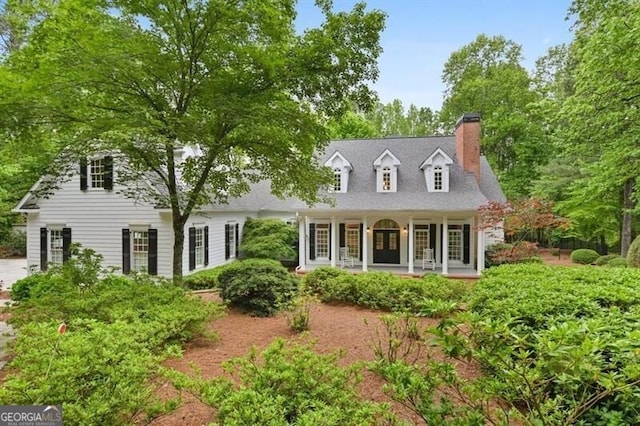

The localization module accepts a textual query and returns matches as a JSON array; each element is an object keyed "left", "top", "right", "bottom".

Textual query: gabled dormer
[
  {"left": 324, "top": 151, "right": 352, "bottom": 193},
  {"left": 373, "top": 149, "right": 401, "bottom": 192},
  {"left": 420, "top": 147, "right": 453, "bottom": 192}
]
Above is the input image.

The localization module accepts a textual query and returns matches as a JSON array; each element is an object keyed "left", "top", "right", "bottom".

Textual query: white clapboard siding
[{"left": 26, "top": 174, "right": 174, "bottom": 276}]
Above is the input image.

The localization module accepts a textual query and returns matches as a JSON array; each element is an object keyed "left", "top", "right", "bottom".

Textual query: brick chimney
[{"left": 455, "top": 112, "right": 481, "bottom": 184}]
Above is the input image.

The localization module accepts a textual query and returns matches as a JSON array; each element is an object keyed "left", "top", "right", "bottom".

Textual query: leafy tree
[
  {"left": 327, "top": 109, "right": 379, "bottom": 139},
  {"left": 364, "top": 99, "right": 440, "bottom": 136},
  {"left": 559, "top": 0, "right": 640, "bottom": 256},
  {"left": 3, "top": 0, "right": 386, "bottom": 282},
  {"left": 440, "top": 34, "right": 547, "bottom": 198}
]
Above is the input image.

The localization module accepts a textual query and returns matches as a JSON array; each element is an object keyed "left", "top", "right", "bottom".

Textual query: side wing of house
[{"left": 15, "top": 157, "right": 258, "bottom": 278}]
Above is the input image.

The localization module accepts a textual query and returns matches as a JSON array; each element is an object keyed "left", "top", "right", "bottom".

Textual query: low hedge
[
  {"left": 302, "top": 267, "right": 468, "bottom": 314},
  {"left": 570, "top": 248, "right": 599, "bottom": 264}
]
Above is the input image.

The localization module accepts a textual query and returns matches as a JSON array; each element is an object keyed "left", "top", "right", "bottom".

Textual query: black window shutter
[
  {"left": 122, "top": 229, "right": 130, "bottom": 274},
  {"left": 62, "top": 228, "right": 72, "bottom": 262},
  {"left": 188, "top": 227, "right": 196, "bottom": 270},
  {"left": 204, "top": 226, "right": 209, "bottom": 266},
  {"left": 40, "top": 227, "right": 48, "bottom": 271},
  {"left": 148, "top": 228, "right": 158, "bottom": 275},
  {"left": 463, "top": 224, "right": 471, "bottom": 264},
  {"left": 309, "top": 223, "right": 316, "bottom": 260},
  {"left": 80, "top": 158, "right": 88, "bottom": 190},
  {"left": 339, "top": 224, "right": 345, "bottom": 249},
  {"left": 328, "top": 224, "right": 332, "bottom": 260},
  {"left": 359, "top": 224, "right": 363, "bottom": 261},
  {"left": 429, "top": 224, "right": 437, "bottom": 252},
  {"left": 235, "top": 223, "right": 239, "bottom": 258},
  {"left": 103, "top": 156, "right": 113, "bottom": 190},
  {"left": 224, "top": 224, "right": 230, "bottom": 260}
]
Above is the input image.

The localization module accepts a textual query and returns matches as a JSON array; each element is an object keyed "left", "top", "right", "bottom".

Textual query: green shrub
[
  {"left": 166, "top": 339, "right": 392, "bottom": 425},
  {"left": 570, "top": 248, "right": 599, "bottom": 264},
  {"left": 627, "top": 234, "right": 640, "bottom": 267},
  {"left": 239, "top": 218, "right": 297, "bottom": 261},
  {"left": 302, "top": 266, "right": 350, "bottom": 294},
  {"left": 595, "top": 254, "right": 621, "bottom": 266},
  {"left": 183, "top": 262, "right": 235, "bottom": 290},
  {"left": 218, "top": 259, "right": 299, "bottom": 316},
  {"left": 607, "top": 257, "right": 628, "bottom": 268},
  {"left": 2, "top": 253, "right": 222, "bottom": 424},
  {"left": 305, "top": 268, "right": 468, "bottom": 314},
  {"left": 462, "top": 264, "right": 640, "bottom": 423}
]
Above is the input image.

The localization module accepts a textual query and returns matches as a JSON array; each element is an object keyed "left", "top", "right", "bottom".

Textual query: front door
[{"left": 373, "top": 230, "right": 400, "bottom": 264}]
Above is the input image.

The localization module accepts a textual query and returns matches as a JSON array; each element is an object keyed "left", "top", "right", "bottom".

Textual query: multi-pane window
[
  {"left": 434, "top": 166, "right": 443, "bottom": 191},
  {"left": 333, "top": 168, "right": 341, "bottom": 192},
  {"left": 315, "top": 224, "right": 329, "bottom": 258},
  {"left": 132, "top": 230, "right": 148, "bottom": 272},
  {"left": 227, "top": 224, "right": 236, "bottom": 259},
  {"left": 90, "top": 158, "right": 105, "bottom": 188},
  {"left": 448, "top": 225, "right": 462, "bottom": 262},
  {"left": 414, "top": 226, "right": 430, "bottom": 260},
  {"left": 195, "top": 227, "right": 204, "bottom": 267},
  {"left": 50, "top": 229, "right": 64, "bottom": 265},
  {"left": 345, "top": 224, "right": 360, "bottom": 258},
  {"left": 382, "top": 167, "right": 392, "bottom": 191}
]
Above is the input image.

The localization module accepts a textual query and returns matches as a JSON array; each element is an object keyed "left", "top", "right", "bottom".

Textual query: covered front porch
[{"left": 297, "top": 213, "right": 489, "bottom": 277}]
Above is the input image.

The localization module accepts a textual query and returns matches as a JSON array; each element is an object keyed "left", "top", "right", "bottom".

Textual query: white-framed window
[
  {"left": 414, "top": 226, "right": 430, "bottom": 260},
  {"left": 315, "top": 223, "right": 330, "bottom": 258},
  {"left": 333, "top": 168, "right": 342, "bottom": 192},
  {"left": 49, "top": 228, "right": 64, "bottom": 265},
  {"left": 448, "top": 224, "right": 463, "bottom": 262},
  {"left": 382, "top": 167, "right": 392, "bottom": 191},
  {"left": 132, "top": 230, "right": 149, "bottom": 272},
  {"left": 195, "top": 227, "right": 205, "bottom": 267},
  {"left": 90, "top": 158, "right": 105, "bottom": 188},
  {"left": 345, "top": 224, "right": 360, "bottom": 259},
  {"left": 434, "top": 166, "right": 443, "bottom": 191}
]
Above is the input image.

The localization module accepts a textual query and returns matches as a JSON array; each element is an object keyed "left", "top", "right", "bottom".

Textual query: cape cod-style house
[{"left": 14, "top": 113, "right": 506, "bottom": 277}]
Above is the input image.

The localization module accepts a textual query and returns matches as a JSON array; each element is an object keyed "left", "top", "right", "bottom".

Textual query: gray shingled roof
[{"left": 211, "top": 136, "right": 506, "bottom": 214}]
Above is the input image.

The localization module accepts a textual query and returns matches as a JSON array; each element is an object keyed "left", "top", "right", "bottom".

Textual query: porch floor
[{"left": 298, "top": 264, "right": 479, "bottom": 279}]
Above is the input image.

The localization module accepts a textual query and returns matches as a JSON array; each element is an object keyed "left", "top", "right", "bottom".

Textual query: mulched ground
[{"left": 0, "top": 252, "right": 578, "bottom": 424}]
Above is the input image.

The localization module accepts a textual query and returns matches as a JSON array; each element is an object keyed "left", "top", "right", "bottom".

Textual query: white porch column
[
  {"left": 330, "top": 216, "right": 337, "bottom": 267},
  {"left": 477, "top": 225, "right": 485, "bottom": 276},
  {"left": 408, "top": 217, "right": 414, "bottom": 274},
  {"left": 298, "top": 215, "right": 306, "bottom": 271},
  {"left": 442, "top": 216, "right": 449, "bottom": 275},
  {"left": 362, "top": 217, "right": 368, "bottom": 272}
]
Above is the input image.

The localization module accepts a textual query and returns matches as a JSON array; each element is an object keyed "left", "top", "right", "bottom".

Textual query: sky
[{"left": 296, "top": 0, "right": 574, "bottom": 111}]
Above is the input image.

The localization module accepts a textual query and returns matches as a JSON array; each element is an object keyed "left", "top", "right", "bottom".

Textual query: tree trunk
[
  {"left": 172, "top": 219, "right": 185, "bottom": 286},
  {"left": 621, "top": 178, "right": 634, "bottom": 257}
]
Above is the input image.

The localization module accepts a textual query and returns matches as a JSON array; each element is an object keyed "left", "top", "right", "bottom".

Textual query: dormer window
[
  {"left": 324, "top": 151, "right": 352, "bottom": 193},
  {"left": 420, "top": 148, "right": 453, "bottom": 193},
  {"left": 374, "top": 149, "right": 401, "bottom": 193}
]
